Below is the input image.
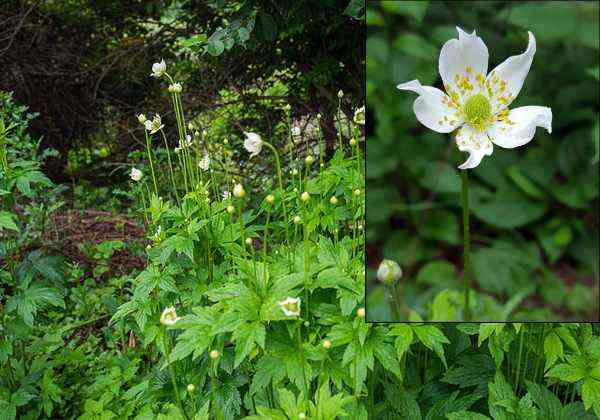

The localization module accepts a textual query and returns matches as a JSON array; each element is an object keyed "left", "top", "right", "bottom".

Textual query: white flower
[
  {"left": 243, "top": 132, "right": 263, "bottom": 158},
  {"left": 397, "top": 28, "right": 552, "bottom": 170},
  {"left": 222, "top": 190, "right": 231, "bottom": 200},
  {"left": 198, "top": 154, "right": 210, "bottom": 171},
  {"left": 137, "top": 114, "right": 147, "bottom": 124},
  {"left": 353, "top": 106, "right": 365, "bottom": 125},
  {"left": 377, "top": 259, "right": 402, "bottom": 285},
  {"left": 130, "top": 167, "right": 142, "bottom": 181},
  {"left": 151, "top": 59, "right": 167, "bottom": 78},
  {"left": 160, "top": 307, "right": 180, "bottom": 326},
  {"left": 278, "top": 297, "right": 301, "bottom": 317},
  {"left": 145, "top": 114, "right": 164, "bottom": 134}
]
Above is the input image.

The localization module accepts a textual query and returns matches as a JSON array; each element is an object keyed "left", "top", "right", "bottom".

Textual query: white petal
[
  {"left": 397, "top": 79, "right": 463, "bottom": 133},
  {"left": 486, "top": 32, "right": 536, "bottom": 112},
  {"left": 456, "top": 125, "right": 493, "bottom": 169},
  {"left": 438, "top": 27, "right": 489, "bottom": 101},
  {"left": 487, "top": 106, "right": 552, "bottom": 149}
]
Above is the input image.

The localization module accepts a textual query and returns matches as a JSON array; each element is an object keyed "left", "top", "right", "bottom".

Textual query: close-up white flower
[
  {"left": 278, "top": 297, "right": 301, "bottom": 317},
  {"left": 130, "top": 167, "right": 142, "bottom": 181},
  {"left": 150, "top": 59, "right": 167, "bottom": 78},
  {"left": 397, "top": 28, "right": 552, "bottom": 169},
  {"left": 144, "top": 114, "right": 164, "bottom": 134},
  {"left": 244, "top": 131, "right": 263, "bottom": 158},
  {"left": 160, "top": 307, "right": 180, "bottom": 326}
]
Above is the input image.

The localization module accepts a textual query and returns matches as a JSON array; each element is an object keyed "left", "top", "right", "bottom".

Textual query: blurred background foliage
[
  {"left": 366, "top": 1, "right": 599, "bottom": 321},
  {"left": 0, "top": 0, "right": 363, "bottom": 192}
]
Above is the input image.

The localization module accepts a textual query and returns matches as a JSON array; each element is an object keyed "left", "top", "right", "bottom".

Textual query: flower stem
[
  {"left": 263, "top": 141, "right": 290, "bottom": 251},
  {"left": 297, "top": 321, "right": 309, "bottom": 397},
  {"left": 143, "top": 130, "right": 158, "bottom": 195},
  {"left": 162, "top": 331, "right": 189, "bottom": 420},
  {"left": 461, "top": 170, "right": 472, "bottom": 321}
]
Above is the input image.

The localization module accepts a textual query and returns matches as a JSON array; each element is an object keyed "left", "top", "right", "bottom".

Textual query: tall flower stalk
[
  {"left": 461, "top": 170, "right": 472, "bottom": 321},
  {"left": 263, "top": 141, "right": 290, "bottom": 249},
  {"left": 397, "top": 28, "right": 552, "bottom": 321}
]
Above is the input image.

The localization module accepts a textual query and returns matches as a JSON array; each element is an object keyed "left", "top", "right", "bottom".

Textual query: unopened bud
[
  {"left": 357, "top": 308, "right": 365, "bottom": 318},
  {"left": 330, "top": 196, "right": 338, "bottom": 205}
]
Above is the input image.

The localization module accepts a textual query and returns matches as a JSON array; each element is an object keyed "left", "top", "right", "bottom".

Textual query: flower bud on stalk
[{"left": 377, "top": 259, "right": 402, "bottom": 285}]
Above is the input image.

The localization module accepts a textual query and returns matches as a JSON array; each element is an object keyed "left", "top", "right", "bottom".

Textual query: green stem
[
  {"left": 461, "top": 169, "right": 472, "bottom": 321},
  {"left": 515, "top": 327, "right": 525, "bottom": 395},
  {"left": 163, "top": 331, "right": 189, "bottom": 420},
  {"left": 263, "top": 141, "right": 290, "bottom": 251},
  {"left": 297, "top": 321, "right": 309, "bottom": 397},
  {"left": 144, "top": 130, "right": 158, "bottom": 194},
  {"left": 160, "top": 129, "right": 180, "bottom": 205}
]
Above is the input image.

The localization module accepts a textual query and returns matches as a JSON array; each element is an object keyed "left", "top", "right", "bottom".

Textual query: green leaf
[
  {"left": 544, "top": 332, "right": 564, "bottom": 371},
  {"left": 478, "top": 323, "right": 504, "bottom": 347},
  {"left": 381, "top": 1, "right": 429, "bottom": 22},
  {"left": 389, "top": 324, "right": 413, "bottom": 360},
  {"left": 419, "top": 162, "right": 461, "bottom": 194},
  {"left": 506, "top": 166, "right": 546, "bottom": 200},
  {"left": 545, "top": 363, "right": 586, "bottom": 383},
  {"left": 0, "top": 211, "right": 18, "bottom": 232},
  {"left": 581, "top": 378, "right": 600, "bottom": 415},
  {"left": 394, "top": 33, "right": 437, "bottom": 61},
  {"left": 413, "top": 325, "right": 449, "bottom": 368},
  {"left": 446, "top": 412, "right": 490, "bottom": 420},
  {"left": 343, "top": 0, "right": 365, "bottom": 19}
]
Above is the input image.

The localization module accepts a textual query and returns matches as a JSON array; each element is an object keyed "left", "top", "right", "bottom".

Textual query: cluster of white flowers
[{"left": 398, "top": 28, "right": 552, "bottom": 169}]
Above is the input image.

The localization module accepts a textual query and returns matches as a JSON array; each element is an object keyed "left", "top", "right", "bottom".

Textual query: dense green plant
[
  {"left": 369, "top": 322, "right": 600, "bottom": 419},
  {"left": 103, "top": 58, "right": 366, "bottom": 418},
  {"left": 365, "top": 1, "right": 599, "bottom": 321}
]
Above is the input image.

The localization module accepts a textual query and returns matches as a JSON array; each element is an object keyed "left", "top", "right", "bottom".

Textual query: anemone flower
[{"left": 398, "top": 28, "right": 552, "bottom": 170}]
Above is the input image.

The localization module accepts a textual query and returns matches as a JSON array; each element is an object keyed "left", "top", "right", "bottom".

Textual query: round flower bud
[
  {"left": 233, "top": 183, "right": 246, "bottom": 198},
  {"left": 337, "top": 90, "right": 344, "bottom": 98},
  {"left": 300, "top": 192, "right": 310, "bottom": 202},
  {"left": 137, "top": 114, "right": 147, "bottom": 124},
  {"left": 298, "top": 414, "right": 307, "bottom": 420},
  {"left": 349, "top": 138, "right": 357, "bottom": 146},
  {"left": 188, "top": 122, "right": 194, "bottom": 131},
  {"left": 226, "top": 205, "right": 235, "bottom": 214},
  {"left": 317, "top": 113, "right": 322, "bottom": 120},
  {"left": 303, "top": 321, "right": 309, "bottom": 327},
  {"left": 223, "top": 138, "right": 229, "bottom": 145},
  {"left": 293, "top": 215, "right": 301, "bottom": 225},
  {"left": 293, "top": 187, "right": 298, "bottom": 193},
  {"left": 292, "top": 168, "right": 299, "bottom": 176},
  {"left": 377, "top": 259, "right": 402, "bottom": 285},
  {"left": 245, "top": 237, "right": 253, "bottom": 246},
  {"left": 209, "top": 350, "right": 219, "bottom": 359},
  {"left": 266, "top": 194, "right": 275, "bottom": 204},
  {"left": 323, "top": 339, "right": 332, "bottom": 349},
  {"left": 187, "top": 384, "right": 195, "bottom": 392},
  {"left": 357, "top": 308, "right": 365, "bottom": 318},
  {"left": 353, "top": 188, "right": 361, "bottom": 197},
  {"left": 320, "top": 163, "right": 324, "bottom": 168},
  {"left": 305, "top": 155, "right": 314, "bottom": 166},
  {"left": 330, "top": 196, "right": 338, "bottom": 205}
]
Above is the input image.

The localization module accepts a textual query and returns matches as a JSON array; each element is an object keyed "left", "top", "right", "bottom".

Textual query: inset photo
[{"left": 366, "top": 1, "right": 599, "bottom": 322}]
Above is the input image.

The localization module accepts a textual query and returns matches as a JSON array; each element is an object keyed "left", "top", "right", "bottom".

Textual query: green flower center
[{"left": 464, "top": 93, "right": 492, "bottom": 130}]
